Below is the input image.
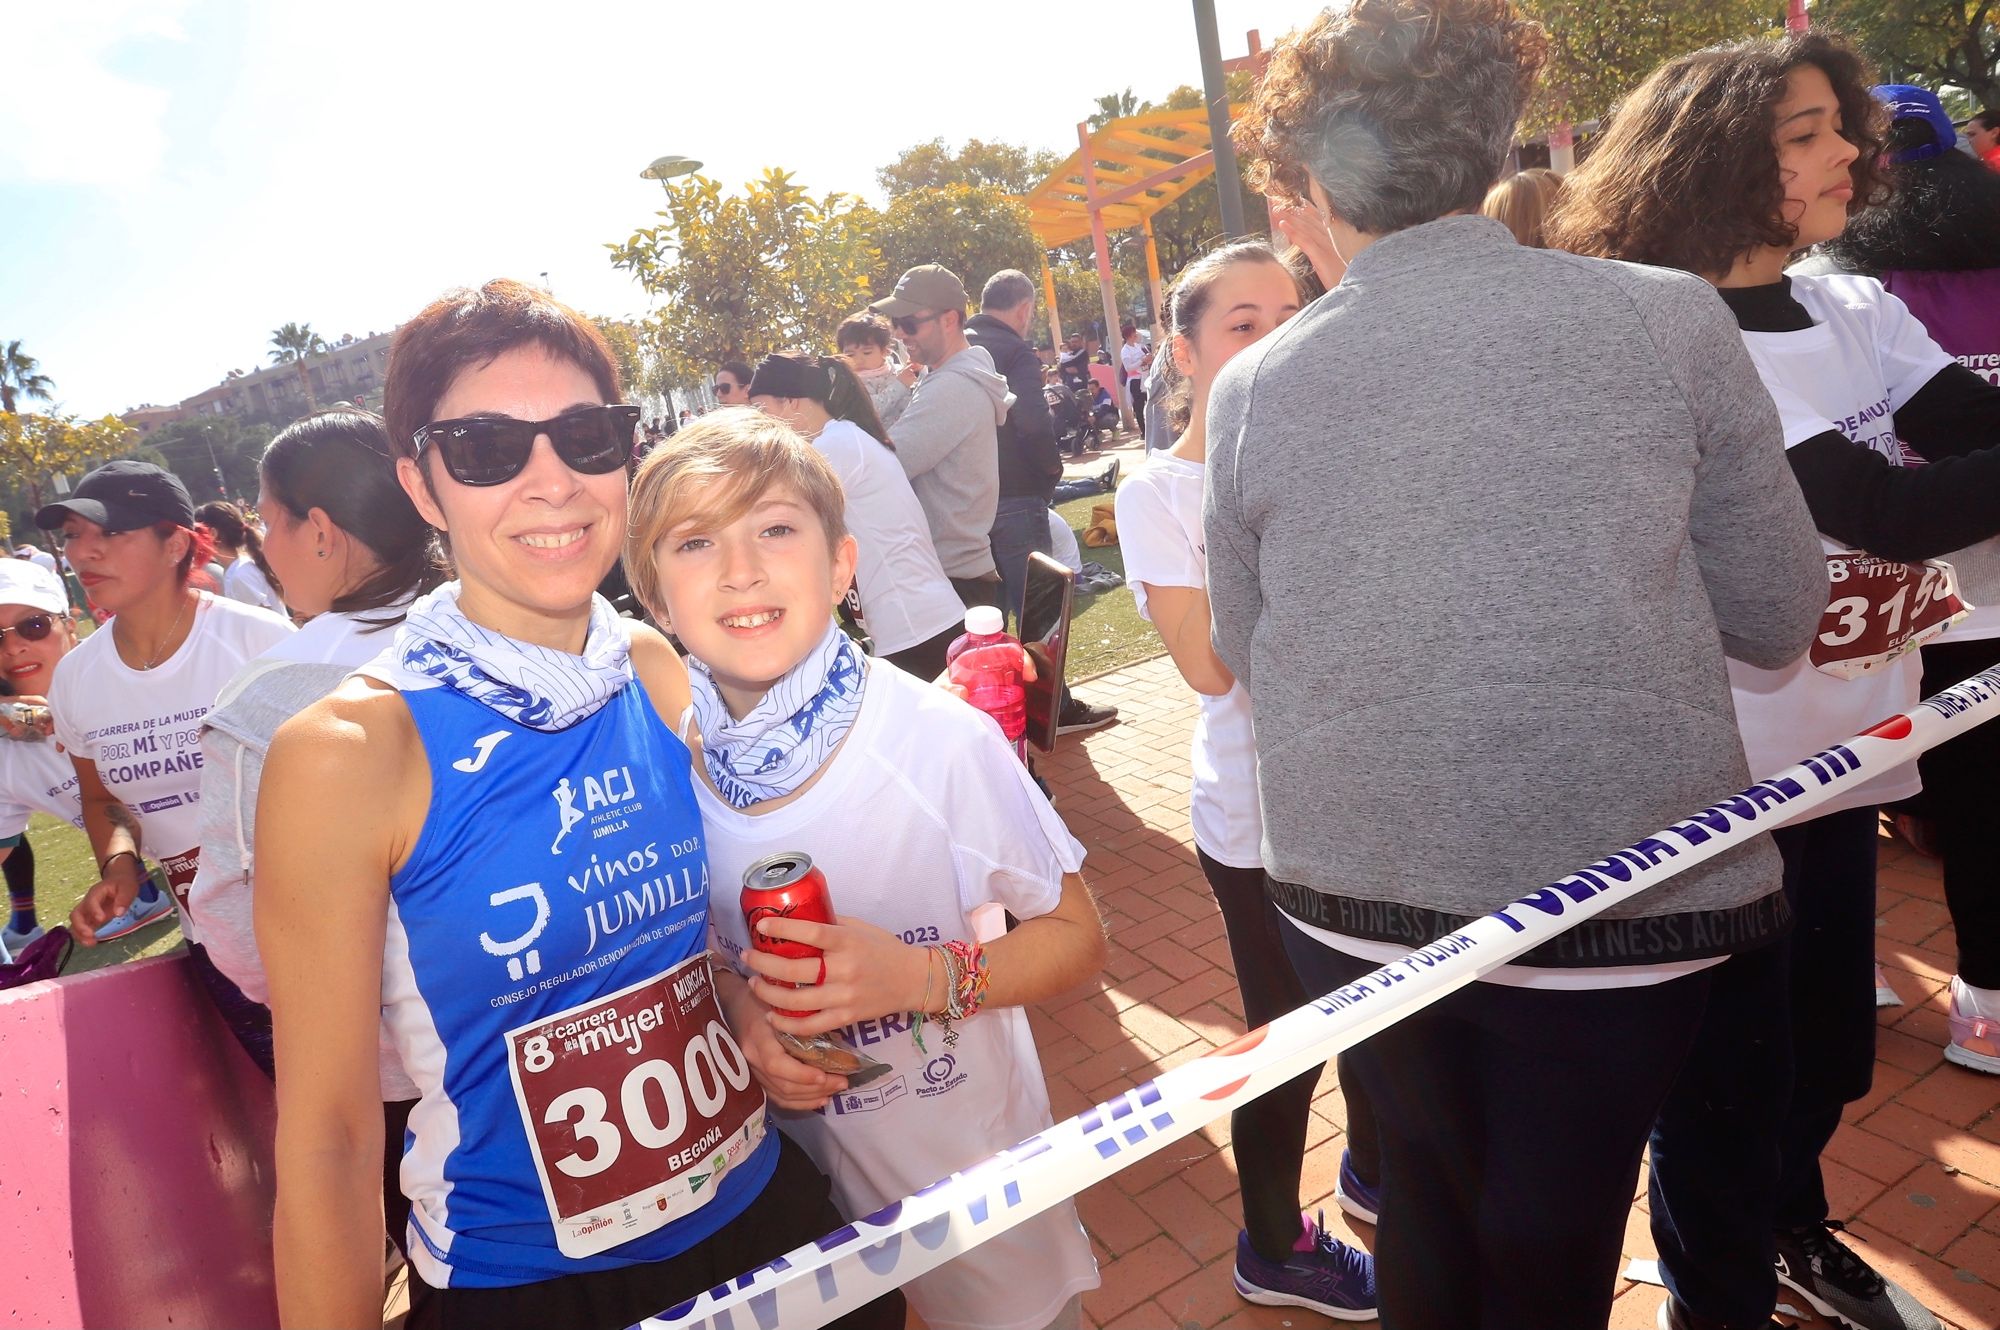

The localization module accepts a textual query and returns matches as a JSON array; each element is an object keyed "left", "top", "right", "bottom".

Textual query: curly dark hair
[
  {"left": 1817, "top": 117, "right": 2000, "bottom": 275},
  {"left": 1234, "top": 0, "right": 1547, "bottom": 235},
  {"left": 1546, "top": 31, "right": 1890, "bottom": 276}
]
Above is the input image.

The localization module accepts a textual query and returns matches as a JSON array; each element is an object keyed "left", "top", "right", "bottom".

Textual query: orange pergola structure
[{"left": 1012, "top": 31, "right": 1268, "bottom": 428}]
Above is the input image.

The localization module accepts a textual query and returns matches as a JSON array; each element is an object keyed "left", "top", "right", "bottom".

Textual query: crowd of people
[{"left": 6, "top": 1, "right": 2000, "bottom": 1327}]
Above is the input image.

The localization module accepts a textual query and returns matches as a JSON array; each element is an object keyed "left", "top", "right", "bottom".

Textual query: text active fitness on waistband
[{"left": 632, "top": 668, "right": 2000, "bottom": 1330}]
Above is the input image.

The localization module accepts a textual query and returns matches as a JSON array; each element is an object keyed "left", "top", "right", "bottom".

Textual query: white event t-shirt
[
  {"left": 1729, "top": 273, "right": 1955, "bottom": 815},
  {"left": 703, "top": 662, "right": 1098, "bottom": 1330},
  {"left": 1120, "top": 340, "right": 1146, "bottom": 385},
  {"left": 812, "top": 418, "right": 965, "bottom": 656},
  {"left": 0, "top": 737, "right": 83, "bottom": 840},
  {"left": 49, "top": 593, "right": 295, "bottom": 935},
  {"left": 223, "top": 555, "right": 282, "bottom": 613},
  {"left": 1113, "top": 454, "right": 1264, "bottom": 868}
]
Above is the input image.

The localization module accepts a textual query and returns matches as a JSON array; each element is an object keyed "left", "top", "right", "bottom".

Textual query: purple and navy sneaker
[
  {"left": 1233, "top": 1210, "right": 1377, "bottom": 1321},
  {"left": 1336, "top": 1148, "right": 1381, "bottom": 1225}
]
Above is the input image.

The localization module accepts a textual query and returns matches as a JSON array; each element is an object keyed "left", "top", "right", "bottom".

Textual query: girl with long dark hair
[
  {"left": 197, "top": 498, "right": 284, "bottom": 613},
  {"left": 1553, "top": 33, "right": 2000, "bottom": 1330}
]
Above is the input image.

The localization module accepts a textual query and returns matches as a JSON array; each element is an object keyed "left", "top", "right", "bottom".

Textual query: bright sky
[{"left": 3, "top": 0, "right": 1333, "bottom": 419}]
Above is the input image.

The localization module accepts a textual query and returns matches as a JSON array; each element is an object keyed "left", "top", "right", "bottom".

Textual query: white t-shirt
[
  {"left": 1114, "top": 454, "right": 1264, "bottom": 868},
  {"left": 223, "top": 555, "right": 282, "bottom": 613},
  {"left": 813, "top": 418, "right": 965, "bottom": 655},
  {"left": 1730, "top": 273, "right": 1956, "bottom": 815},
  {"left": 186, "top": 604, "right": 417, "bottom": 1099},
  {"left": 0, "top": 736, "right": 83, "bottom": 840},
  {"left": 1120, "top": 341, "right": 1147, "bottom": 384},
  {"left": 48, "top": 594, "right": 294, "bottom": 936},
  {"left": 703, "top": 662, "right": 1098, "bottom": 1330}
]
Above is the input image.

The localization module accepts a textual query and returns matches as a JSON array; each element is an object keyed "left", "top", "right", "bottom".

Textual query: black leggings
[
  {"left": 1914, "top": 637, "right": 2000, "bottom": 987},
  {"left": 884, "top": 623, "right": 959, "bottom": 685},
  {"left": 1198, "top": 850, "right": 1376, "bottom": 1260},
  {"left": 4, "top": 833, "right": 35, "bottom": 917}
]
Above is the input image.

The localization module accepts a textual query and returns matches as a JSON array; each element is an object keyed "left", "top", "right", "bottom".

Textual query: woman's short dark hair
[
  {"left": 1818, "top": 117, "right": 2000, "bottom": 276},
  {"left": 262, "top": 409, "right": 448, "bottom": 621},
  {"left": 1546, "top": 32, "right": 1890, "bottom": 275},
  {"left": 382, "top": 279, "right": 621, "bottom": 465},
  {"left": 1235, "top": 0, "right": 1547, "bottom": 235}
]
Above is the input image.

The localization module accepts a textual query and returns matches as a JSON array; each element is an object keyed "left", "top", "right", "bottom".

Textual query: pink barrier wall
[{"left": 1, "top": 952, "right": 280, "bottom": 1329}]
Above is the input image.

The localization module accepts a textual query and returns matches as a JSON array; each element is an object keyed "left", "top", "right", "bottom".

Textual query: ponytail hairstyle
[
  {"left": 750, "top": 350, "right": 895, "bottom": 450},
  {"left": 195, "top": 500, "right": 282, "bottom": 602},
  {"left": 1160, "top": 239, "right": 1300, "bottom": 435},
  {"left": 260, "top": 408, "right": 448, "bottom": 624}
]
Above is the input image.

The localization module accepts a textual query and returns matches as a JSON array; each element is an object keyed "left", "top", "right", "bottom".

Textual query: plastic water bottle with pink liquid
[{"left": 946, "top": 605, "right": 1027, "bottom": 760}]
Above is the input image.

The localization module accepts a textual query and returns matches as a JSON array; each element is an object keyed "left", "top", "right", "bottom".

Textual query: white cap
[
  {"left": 0, "top": 560, "right": 69, "bottom": 615},
  {"left": 963, "top": 605, "right": 1005, "bottom": 636}
]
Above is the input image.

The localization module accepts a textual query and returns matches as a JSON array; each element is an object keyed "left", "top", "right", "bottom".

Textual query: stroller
[{"left": 1044, "top": 381, "right": 1100, "bottom": 456}]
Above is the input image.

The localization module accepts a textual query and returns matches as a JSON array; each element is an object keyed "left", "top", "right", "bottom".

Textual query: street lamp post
[
  {"left": 200, "top": 424, "right": 226, "bottom": 499},
  {"left": 1193, "top": 0, "right": 1248, "bottom": 239},
  {"left": 640, "top": 153, "right": 704, "bottom": 203}
]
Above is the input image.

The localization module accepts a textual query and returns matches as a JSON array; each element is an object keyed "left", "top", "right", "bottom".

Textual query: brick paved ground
[{"left": 1029, "top": 654, "right": 2000, "bottom": 1330}]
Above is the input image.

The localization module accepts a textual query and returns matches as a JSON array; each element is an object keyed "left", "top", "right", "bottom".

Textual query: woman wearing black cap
[{"left": 36, "top": 460, "right": 293, "bottom": 975}]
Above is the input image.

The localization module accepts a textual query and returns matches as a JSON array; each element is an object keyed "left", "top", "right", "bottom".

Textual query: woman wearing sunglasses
[
  {"left": 255, "top": 279, "right": 901, "bottom": 1330},
  {"left": 0, "top": 560, "right": 87, "bottom": 957},
  {"left": 36, "top": 461, "right": 294, "bottom": 951}
]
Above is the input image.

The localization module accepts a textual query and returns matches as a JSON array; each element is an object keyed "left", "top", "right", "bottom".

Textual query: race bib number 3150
[
  {"left": 1810, "top": 554, "right": 1967, "bottom": 680},
  {"left": 504, "top": 954, "right": 766, "bottom": 1258}
]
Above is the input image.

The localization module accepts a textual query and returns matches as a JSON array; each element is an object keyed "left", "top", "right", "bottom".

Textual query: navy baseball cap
[
  {"left": 35, "top": 460, "right": 195, "bottom": 533},
  {"left": 1874, "top": 84, "right": 1959, "bottom": 162}
]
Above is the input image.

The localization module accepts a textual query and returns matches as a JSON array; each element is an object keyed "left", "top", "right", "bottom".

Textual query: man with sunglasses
[
  {"left": 712, "top": 360, "right": 753, "bottom": 409},
  {"left": 871, "top": 264, "right": 1012, "bottom": 610}
]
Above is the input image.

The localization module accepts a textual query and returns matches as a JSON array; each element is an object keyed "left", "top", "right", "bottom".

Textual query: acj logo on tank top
[{"left": 391, "top": 682, "right": 765, "bottom": 1272}]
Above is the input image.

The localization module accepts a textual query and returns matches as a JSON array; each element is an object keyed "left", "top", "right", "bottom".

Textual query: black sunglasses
[
  {"left": 0, "top": 614, "right": 57, "bottom": 645},
  {"left": 890, "top": 312, "right": 940, "bottom": 336},
  {"left": 412, "top": 405, "right": 640, "bottom": 487}
]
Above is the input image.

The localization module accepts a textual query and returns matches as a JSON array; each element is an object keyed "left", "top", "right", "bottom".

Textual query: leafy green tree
[
  {"left": 1088, "top": 87, "right": 1141, "bottom": 129},
  {"left": 1519, "top": 0, "right": 1777, "bottom": 132},
  {"left": 872, "top": 185, "right": 1043, "bottom": 303},
  {"left": 878, "top": 138, "right": 1065, "bottom": 199},
  {"left": 144, "top": 416, "right": 275, "bottom": 502},
  {"left": 1817, "top": 0, "right": 2000, "bottom": 110},
  {"left": 609, "top": 170, "right": 879, "bottom": 381},
  {"left": 1, "top": 341, "right": 54, "bottom": 415},
  {"left": 0, "top": 411, "right": 130, "bottom": 521},
  {"left": 269, "top": 322, "right": 329, "bottom": 412}
]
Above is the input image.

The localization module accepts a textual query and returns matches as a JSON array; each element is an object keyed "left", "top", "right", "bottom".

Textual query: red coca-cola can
[{"left": 740, "top": 851, "right": 834, "bottom": 1018}]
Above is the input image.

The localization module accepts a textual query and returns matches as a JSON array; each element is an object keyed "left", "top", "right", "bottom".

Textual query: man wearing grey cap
[{"left": 871, "top": 264, "right": 1013, "bottom": 609}]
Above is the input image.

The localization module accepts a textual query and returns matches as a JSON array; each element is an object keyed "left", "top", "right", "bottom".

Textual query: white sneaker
[
  {"left": 1945, "top": 976, "right": 2000, "bottom": 1075},
  {"left": 1875, "top": 963, "right": 1903, "bottom": 1008}
]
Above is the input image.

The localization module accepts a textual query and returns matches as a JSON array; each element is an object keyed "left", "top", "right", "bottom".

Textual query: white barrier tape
[{"left": 641, "top": 669, "right": 2000, "bottom": 1330}]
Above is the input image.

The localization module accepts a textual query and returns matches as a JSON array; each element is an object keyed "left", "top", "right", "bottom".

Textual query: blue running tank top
[{"left": 383, "top": 677, "right": 776, "bottom": 1289}]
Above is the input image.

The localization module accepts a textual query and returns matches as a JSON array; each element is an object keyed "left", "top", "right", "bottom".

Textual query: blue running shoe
[
  {"left": 1233, "top": 1210, "right": 1377, "bottom": 1321},
  {"left": 1337, "top": 1148, "right": 1381, "bottom": 1225},
  {"left": 91, "top": 891, "right": 174, "bottom": 943},
  {"left": 1, "top": 922, "right": 45, "bottom": 958}
]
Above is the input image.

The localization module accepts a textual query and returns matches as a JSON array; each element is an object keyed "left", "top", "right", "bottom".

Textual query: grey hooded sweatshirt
[
  {"left": 892, "top": 344, "right": 1013, "bottom": 580},
  {"left": 1205, "top": 216, "right": 1829, "bottom": 967}
]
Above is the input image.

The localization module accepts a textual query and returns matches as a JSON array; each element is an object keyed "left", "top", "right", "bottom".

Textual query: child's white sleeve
[{"left": 943, "top": 719, "right": 1087, "bottom": 924}]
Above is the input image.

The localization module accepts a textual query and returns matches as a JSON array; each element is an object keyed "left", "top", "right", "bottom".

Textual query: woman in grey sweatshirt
[{"left": 1207, "top": 4, "right": 1826, "bottom": 1327}]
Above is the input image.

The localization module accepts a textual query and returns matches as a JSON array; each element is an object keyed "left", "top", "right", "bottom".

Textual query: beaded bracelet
[
  {"left": 945, "top": 939, "right": 990, "bottom": 1020},
  {"left": 911, "top": 946, "right": 939, "bottom": 1055},
  {"left": 936, "top": 943, "right": 968, "bottom": 1048}
]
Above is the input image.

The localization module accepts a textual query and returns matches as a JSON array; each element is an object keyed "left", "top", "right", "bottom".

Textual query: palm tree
[
  {"left": 1, "top": 341, "right": 55, "bottom": 415},
  {"left": 269, "top": 322, "right": 328, "bottom": 411}
]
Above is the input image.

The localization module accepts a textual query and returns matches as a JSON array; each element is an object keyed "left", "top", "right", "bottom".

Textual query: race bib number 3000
[
  {"left": 505, "top": 954, "right": 766, "bottom": 1258},
  {"left": 1810, "top": 554, "right": 1967, "bottom": 680}
]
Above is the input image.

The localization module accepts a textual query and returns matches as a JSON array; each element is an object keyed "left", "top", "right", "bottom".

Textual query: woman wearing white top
[
  {"left": 197, "top": 499, "right": 285, "bottom": 614},
  {"left": 36, "top": 461, "right": 293, "bottom": 990},
  {"left": 0, "top": 560, "right": 88, "bottom": 956},
  {"left": 1113, "top": 242, "right": 1377, "bottom": 1320},
  {"left": 747, "top": 352, "right": 966, "bottom": 679}
]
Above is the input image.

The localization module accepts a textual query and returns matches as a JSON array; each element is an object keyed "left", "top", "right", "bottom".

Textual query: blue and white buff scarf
[
  {"left": 390, "top": 581, "right": 632, "bottom": 731},
  {"left": 687, "top": 622, "right": 865, "bottom": 808}
]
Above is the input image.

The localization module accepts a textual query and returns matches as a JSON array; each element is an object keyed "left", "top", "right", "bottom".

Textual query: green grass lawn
[
  {"left": 17, "top": 811, "right": 184, "bottom": 973},
  {"left": 1054, "top": 486, "right": 1164, "bottom": 681}
]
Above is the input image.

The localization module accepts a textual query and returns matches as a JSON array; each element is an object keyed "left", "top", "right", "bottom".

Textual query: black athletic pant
[
  {"left": 4, "top": 833, "right": 35, "bottom": 917},
  {"left": 1915, "top": 637, "right": 2000, "bottom": 987},
  {"left": 885, "top": 623, "right": 959, "bottom": 685},
  {"left": 1649, "top": 940, "right": 1793, "bottom": 1328},
  {"left": 1282, "top": 925, "right": 1709, "bottom": 1330},
  {"left": 1198, "top": 850, "right": 1325, "bottom": 1259},
  {"left": 405, "top": 1133, "right": 904, "bottom": 1330}
]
